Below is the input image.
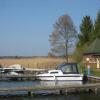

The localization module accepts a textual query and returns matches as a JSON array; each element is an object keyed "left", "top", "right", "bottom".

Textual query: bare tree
[{"left": 49, "top": 14, "right": 77, "bottom": 62}]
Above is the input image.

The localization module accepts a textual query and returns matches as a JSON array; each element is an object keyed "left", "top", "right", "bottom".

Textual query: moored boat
[{"left": 36, "top": 63, "right": 83, "bottom": 81}]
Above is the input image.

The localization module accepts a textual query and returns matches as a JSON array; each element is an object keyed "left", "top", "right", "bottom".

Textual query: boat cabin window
[
  {"left": 50, "top": 71, "right": 58, "bottom": 74},
  {"left": 57, "top": 63, "right": 79, "bottom": 74}
]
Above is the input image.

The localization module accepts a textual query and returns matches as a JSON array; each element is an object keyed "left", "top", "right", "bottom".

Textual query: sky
[{"left": 0, "top": 0, "right": 100, "bottom": 56}]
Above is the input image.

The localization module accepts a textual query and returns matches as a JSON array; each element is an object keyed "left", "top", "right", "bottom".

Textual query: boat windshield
[{"left": 57, "top": 63, "right": 79, "bottom": 74}]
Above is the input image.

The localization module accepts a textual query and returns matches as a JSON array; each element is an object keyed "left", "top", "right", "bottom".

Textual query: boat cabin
[{"left": 57, "top": 63, "right": 79, "bottom": 74}]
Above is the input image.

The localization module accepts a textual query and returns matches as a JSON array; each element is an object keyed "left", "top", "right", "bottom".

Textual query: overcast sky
[{"left": 0, "top": 0, "right": 100, "bottom": 56}]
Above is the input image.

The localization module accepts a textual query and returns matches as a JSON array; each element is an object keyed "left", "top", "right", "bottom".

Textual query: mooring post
[
  {"left": 28, "top": 91, "right": 33, "bottom": 96},
  {"left": 59, "top": 89, "right": 67, "bottom": 95},
  {"left": 94, "top": 88, "right": 98, "bottom": 94},
  {"left": 88, "top": 88, "right": 98, "bottom": 94},
  {"left": 88, "top": 88, "right": 93, "bottom": 93},
  {"left": 65, "top": 89, "right": 68, "bottom": 95},
  {"left": 59, "top": 89, "right": 64, "bottom": 94},
  {"left": 75, "top": 88, "right": 80, "bottom": 93}
]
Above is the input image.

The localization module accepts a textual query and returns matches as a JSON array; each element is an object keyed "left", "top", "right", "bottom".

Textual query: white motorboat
[
  {"left": 36, "top": 63, "right": 83, "bottom": 81},
  {"left": 36, "top": 70, "right": 83, "bottom": 81}
]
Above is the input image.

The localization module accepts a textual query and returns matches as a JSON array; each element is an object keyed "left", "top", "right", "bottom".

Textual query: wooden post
[
  {"left": 59, "top": 89, "right": 67, "bottom": 95},
  {"left": 88, "top": 88, "right": 98, "bottom": 94},
  {"left": 88, "top": 88, "right": 93, "bottom": 93},
  {"left": 59, "top": 90, "right": 63, "bottom": 94},
  {"left": 94, "top": 88, "right": 98, "bottom": 94},
  {"left": 65, "top": 89, "right": 68, "bottom": 95},
  {"left": 28, "top": 91, "right": 33, "bottom": 96}
]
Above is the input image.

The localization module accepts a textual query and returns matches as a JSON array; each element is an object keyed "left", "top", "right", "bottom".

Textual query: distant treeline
[
  {"left": 0, "top": 56, "right": 64, "bottom": 59},
  {"left": 0, "top": 56, "right": 33, "bottom": 59}
]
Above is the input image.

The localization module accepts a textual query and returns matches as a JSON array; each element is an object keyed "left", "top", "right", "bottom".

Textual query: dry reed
[{"left": 0, "top": 57, "right": 66, "bottom": 69}]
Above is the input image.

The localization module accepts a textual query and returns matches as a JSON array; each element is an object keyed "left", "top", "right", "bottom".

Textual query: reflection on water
[
  {"left": 0, "top": 81, "right": 40, "bottom": 88},
  {"left": 40, "top": 81, "right": 83, "bottom": 86},
  {"left": 0, "top": 81, "right": 40, "bottom": 96},
  {"left": 0, "top": 80, "right": 83, "bottom": 88}
]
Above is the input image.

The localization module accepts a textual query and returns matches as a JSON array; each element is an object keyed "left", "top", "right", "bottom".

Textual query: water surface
[{"left": 0, "top": 80, "right": 99, "bottom": 100}]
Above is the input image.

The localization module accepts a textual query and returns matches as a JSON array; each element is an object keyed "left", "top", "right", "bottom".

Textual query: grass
[
  {"left": 79, "top": 65, "right": 100, "bottom": 77},
  {"left": 91, "top": 69, "right": 100, "bottom": 77}
]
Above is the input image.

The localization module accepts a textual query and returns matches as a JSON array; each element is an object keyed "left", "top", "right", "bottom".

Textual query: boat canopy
[{"left": 57, "top": 63, "right": 79, "bottom": 74}]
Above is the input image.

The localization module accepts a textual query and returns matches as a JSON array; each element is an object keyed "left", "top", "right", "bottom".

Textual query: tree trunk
[{"left": 66, "top": 40, "right": 68, "bottom": 63}]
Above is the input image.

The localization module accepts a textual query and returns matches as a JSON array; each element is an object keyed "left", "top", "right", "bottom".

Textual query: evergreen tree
[
  {"left": 77, "top": 16, "right": 93, "bottom": 47},
  {"left": 93, "top": 10, "right": 100, "bottom": 39},
  {"left": 74, "top": 16, "right": 93, "bottom": 61}
]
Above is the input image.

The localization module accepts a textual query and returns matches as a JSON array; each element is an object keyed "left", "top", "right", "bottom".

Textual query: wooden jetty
[
  {"left": 0, "top": 75, "right": 100, "bottom": 96},
  {"left": 0, "top": 82, "right": 100, "bottom": 96},
  {"left": 88, "top": 76, "right": 100, "bottom": 82},
  {"left": 0, "top": 74, "right": 36, "bottom": 81}
]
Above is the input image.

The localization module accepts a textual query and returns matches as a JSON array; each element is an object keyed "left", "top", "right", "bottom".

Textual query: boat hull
[{"left": 37, "top": 75, "right": 83, "bottom": 81}]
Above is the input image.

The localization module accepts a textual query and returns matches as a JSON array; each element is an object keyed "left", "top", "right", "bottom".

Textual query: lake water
[
  {"left": 0, "top": 80, "right": 100, "bottom": 100},
  {"left": 0, "top": 93, "right": 100, "bottom": 100}
]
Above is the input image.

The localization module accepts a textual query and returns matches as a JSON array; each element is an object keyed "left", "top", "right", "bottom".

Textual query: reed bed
[{"left": 0, "top": 57, "right": 66, "bottom": 69}]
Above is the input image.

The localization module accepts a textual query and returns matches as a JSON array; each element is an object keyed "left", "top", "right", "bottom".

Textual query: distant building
[{"left": 83, "top": 38, "right": 100, "bottom": 69}]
